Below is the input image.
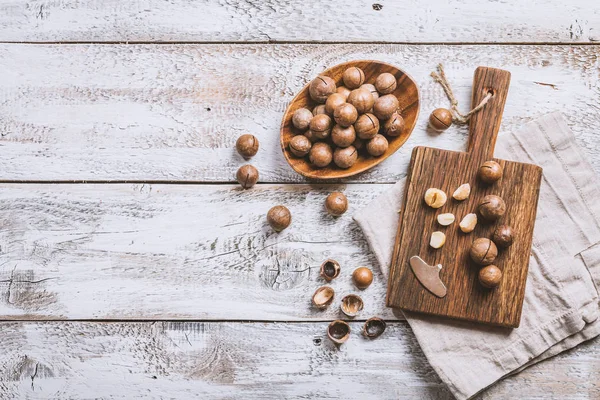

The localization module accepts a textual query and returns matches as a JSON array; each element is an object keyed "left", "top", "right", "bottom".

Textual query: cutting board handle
[{"left": 467, "top": 67, "right": 511, "bottom": 161}]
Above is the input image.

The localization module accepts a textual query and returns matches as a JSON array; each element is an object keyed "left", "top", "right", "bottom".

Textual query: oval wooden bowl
[{"left": 280, "top": 60, "right": 420, "bottom": 179}]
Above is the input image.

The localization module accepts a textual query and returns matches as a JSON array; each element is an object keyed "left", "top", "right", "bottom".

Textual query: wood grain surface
[
  {"left": 388, "top": 68, "right": 542, "bottom": 327},
  {"left": 0, "top": 183, "right": 396, "bottom": 320},
  {"left": 281, "top": 60, "right": 418, "bottom": 179},
  {"left": 0, "top": 0, "right": 598, "bottom": 43},
  {"left": 0, "top": 321, "right": 599, "bottom": 400},
  {"left": 0, "top": 44, "right": 599, "bottom": 182}
]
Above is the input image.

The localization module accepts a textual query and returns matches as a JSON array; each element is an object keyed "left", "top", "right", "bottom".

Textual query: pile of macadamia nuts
[{"left": 289, "top": 67, "right": 406, "bottom": 169}]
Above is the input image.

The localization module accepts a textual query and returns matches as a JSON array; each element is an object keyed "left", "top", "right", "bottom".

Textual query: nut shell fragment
[
  {"left": 312, "top": 286, "right": 335, "bottom": 309},
  {"left": 452, "top": 183, "right": 471, "bottom": 201},
  {"left": 459, "top": 213, "right": 478, "bottom": 233},
  {"left": 363, "top": 317, "right": 387, "bottom": 339},
  {"left": 424, "top": 188, "right": 447, "bottom": 209},
  {"left": 340, "top": 294, "right": 364, "bottom": 317},
  {"left": 327, "top": 320, "right": 351, "bottom": 345},
  {"left": 320, "top": 259, "right": 341, "bottom": 282}
]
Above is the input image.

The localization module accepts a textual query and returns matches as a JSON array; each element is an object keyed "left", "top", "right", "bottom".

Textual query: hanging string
[{"left": 430, "top": 63, "right": 493, "bottom": 125}]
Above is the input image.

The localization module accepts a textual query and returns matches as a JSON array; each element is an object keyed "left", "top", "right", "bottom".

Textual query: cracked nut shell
[
  {"left": 354, "top": 113, "right": 380, "bottom": 140},
  {"left": 267, "top": 205, "right": 291, "bottom": 232},
  {"left": 373, "top": 94, "right": 399, "bottom": 120},
  {"left": 333, "top": 103, "right": 358, "bottom": 127},
  {"left": 236, "top": 134, "right": 259, "bottom": 158},
  {"left": 333, "top": 146, "right": 358, "bottom": 169},
  {"left": 479, "top": 160, "right": 503, "bottom": 184},
  {"left": 325, "top": 192, "right": 348, "bottom": 216},
  {"left": 382, "top": 112, "right": 405, "bottom": 136},
  {"left": 478, "top": 195, "right": 506, "bottom": 221},
  {"left": 236, "top": 164, "right": 259, "bottom": 189},
  {"left": 312, "top": 286, "right": 335, "bottom": 309},
  {"left": 309, "top": 75, "right": 336, "bottom": 103},
  {"left": 352, "top": 267, "right": 373, "bottom": 289},
  {"left": 340, "top": 294, "right": 364, "bottom": 317},
  {"left": 363, "top": 317, "right": 387, "bottom": 338},
  {"left": 289, "top": 135, "right": 312, "bottom": 157},
  {"left": 469, "top": 238, "right": 498, "bottom": 266},
  {"left": 309, "top": 114, "right": 333, "bottom": 140},
  {"left": 478, "top": 265, "right": 503, "bottom": 289},
  {"left": 320, "top": 259, "right": 341, "bottom": 281},
  {"left": 493, "top": 225, "right": 514, "bottom": 248},
  {"left": 327, "top": 320, "right": 350, "bottom": 345},
  {"left": 342, "top": 67, "right": 365, "bottom": 89},
  {"left": 292, "top": 108, "right": 313, "bottom": 131},
  {"left": 429, "top": 108, "right": 453, "bottom": 132},
  {"left": 374, "top": 72, "right": 397, "bottom": 94}
]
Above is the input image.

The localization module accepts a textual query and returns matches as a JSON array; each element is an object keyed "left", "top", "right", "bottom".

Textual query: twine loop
[{"left": 430, "top": 64, "right": 492, "bottom": 125}]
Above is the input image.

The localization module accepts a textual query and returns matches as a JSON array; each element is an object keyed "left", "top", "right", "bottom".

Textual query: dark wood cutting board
[{"left": 386, "top": 67, "right": 542, "bottom": 328}]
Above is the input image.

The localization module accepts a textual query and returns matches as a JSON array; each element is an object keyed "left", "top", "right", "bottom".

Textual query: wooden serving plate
[
  {"left": 386, "top": 67, "right": 542, "bottom": 328},
  {"left": 280, "top": 60, "right": 420, "bottom": 179}
]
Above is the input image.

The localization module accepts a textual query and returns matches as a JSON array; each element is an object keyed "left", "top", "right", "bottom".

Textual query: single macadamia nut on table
[
  {"left": 478, "top": 195, "right": 506, "bottom": 221},
  {"left": 479, "top": 265, "right": 503, "bottom": 289},
  {"left": 291, "top": 108, "right": 313, "bottom": 131},
  {"left": 375, "top": 72, "right": 397, "bottom": 94},
  {"left": 309, "top": 142, "right": 333, "bottom": 167},
  {"left": 452, "top": 183, "right": 471, "bottom": 201},
  {"left": 267, "top": 205, "right": 291, "bottom": 232},
  {"left": 459, "top": 213, "right": 477, "bottom": 233},
  {"left": 373, "top": 94, "right": 399, "bottom": 120},
  {"left": 479, "top": 160, "right": 503, "bottom": 183},
  {"left": 347, "top": 88, "right": 375, "bottom": 114},
  {"left": 437, "top": 213, "right": 455, "bottom": 226},
  {"left": 342, "top": 67, "right": 365, "bottom": 89},
  {"left": 366, "top": 134, "right": 389, "bottom": 157},
  {"left": 429, "top": 108, "right": 453, "bottom": 132},
  {"left": 424, "top": 188, "right": 447, "bottom": 208},
  {"left": 288, "top": 135, "right": 312, "bottom": 157},
  {"left": 309, "top": 114, "right": 333, "bottom": 140},
  {"left": 352, "top": 266, "right": 373, "bottom": 289},
  {"left": 354, "top": 113, "right": 380, "bottom": 140},
  {"left": 333, "top": 146, "right": 358, "bottom": 169},
  {"left": 312, "top": 104, "right": 327, "bottom": 115},
  {"left": 235, "top": 134, "right": 259, "bottom": 158},
  {"left": 236, "top": 164, "right": 259, "bottom": 189},
  {"left": 333, "top": 103, "right": 358, "bottom": 127},
  {"left": 469, "top": 238, "right": 498, "bottom": 265},
  {"left": 325, "top": 93, "right": 346, "bottom": 115},
  {"left": 336, "top": 86, "right": 351, "bottom": 100},
  {"left": 493, "top": 225, "right": 514, "bottom": 248},
  {"left": 382, "top": 112, "right": 405, "bottom": 136},
  {"left": 325, "top": 192, "right": 348, "bottom": 216},
  {"left": 430, "top": 231, "right": 446, "bottom": 249},
  {"left": 331, "top": 124, "right": 356, "bottom": 148},
  {"left": 309, "top": 75, "right": 336, "bottom": 103},
  {"left": 360, "top": 83, "right": 380, "bottom": 101}
]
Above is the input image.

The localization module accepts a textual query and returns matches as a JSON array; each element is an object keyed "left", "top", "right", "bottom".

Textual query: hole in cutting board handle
[{"left": 486, "top": 88, "right": 496, "bottom": 97}]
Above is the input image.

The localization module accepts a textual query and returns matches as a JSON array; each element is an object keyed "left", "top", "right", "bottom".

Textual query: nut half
[
  {"left": 452, "top": 183, "right": 471, "bottom": 201},
  {"left": 320, "top": 259, "right": 340, "bottom": 281},
  {"left": 312, "top": 286, "right": 335, "bottom": 309},
  {"left": 459, "top": 213, "right": 477, "bottom": 233},
  {"left": 327, "top": 320, "right": 351, "bottom": 345},
  {"left": 340, "top": 294, "right": 364, "bottom": 318},
  {"left": 430, "top": 231, "right": 446, "bottom": 249},
  {"left": 363, "top": 317, "right": 387, "bottom": 339}
]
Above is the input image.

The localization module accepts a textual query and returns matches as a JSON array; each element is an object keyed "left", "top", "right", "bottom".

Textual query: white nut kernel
[
  {"left": 437, "top": 213, "right": 455, "bottom": 226},
  {"left": 424, "top": 188, "right": 447, "bottom": 208},
  {"left": 459, "top": 213, "right": 477, "bottom": 233},
  {"left": 430, "top": 231, "right": 446, "bottom": 249},
  {"left": 452, "top": 183, "right": 471, "bottom": 201}
]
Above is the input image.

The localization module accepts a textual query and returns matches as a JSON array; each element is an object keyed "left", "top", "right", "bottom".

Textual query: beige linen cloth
[{"left": 354, "top": 112, "right": 600, "bottom": 399}]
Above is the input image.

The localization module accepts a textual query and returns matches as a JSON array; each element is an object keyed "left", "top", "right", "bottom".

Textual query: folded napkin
[{"left": 354, "top": 112, "right": 600, "bottom": 399}]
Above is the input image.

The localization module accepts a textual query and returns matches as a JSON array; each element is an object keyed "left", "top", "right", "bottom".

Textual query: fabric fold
[{"left": 354, "top": 112, "right": 600, "bottom": 399}]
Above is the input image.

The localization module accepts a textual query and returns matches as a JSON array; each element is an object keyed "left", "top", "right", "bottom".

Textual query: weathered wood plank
[
  {"left": 0, "top": 0, "right": 598, "bottom": 43},
  {"left": 1, "top": 44, "right": 598, "bottom": 183},
  {"left": 0, "top": 321, "right": 598, "bottom": 399},
  {"left": 0, "top": 183, "right": 400, "bottom": 320}
]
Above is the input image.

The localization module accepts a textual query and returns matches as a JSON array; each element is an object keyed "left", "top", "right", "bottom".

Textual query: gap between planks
[{"left": 1, "top": 41, "right": 599, "bottom": 46}]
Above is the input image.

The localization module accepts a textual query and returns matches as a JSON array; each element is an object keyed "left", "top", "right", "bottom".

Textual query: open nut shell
[
  {"left": 320, "top": 259, "right": 341, "bottom": 281},
  {"left": 340, "top": 294, "right": 364, "bottom": 317},
  {"left": 363, "top": 317, "right": 387, "bottom": 339},
  {"left": 312, "top": 286, "right": 335, "bottom": 309},
  {"left": 327, "top": 320, "right": 351, "bottom": 345}
]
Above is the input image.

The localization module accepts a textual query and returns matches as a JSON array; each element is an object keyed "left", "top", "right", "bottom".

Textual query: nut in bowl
[{"left": 280, "top": 60, "right": 420, "bottom": 179}]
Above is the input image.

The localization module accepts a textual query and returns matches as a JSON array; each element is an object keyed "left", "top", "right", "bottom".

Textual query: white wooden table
[{"left": 0, "top": 1, "right": 599, "bottom": 398}]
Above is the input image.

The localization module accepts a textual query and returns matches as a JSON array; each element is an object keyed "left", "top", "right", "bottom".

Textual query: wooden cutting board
[{"left": 386, "top": 67, "right": 542, "bottom": 328}]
